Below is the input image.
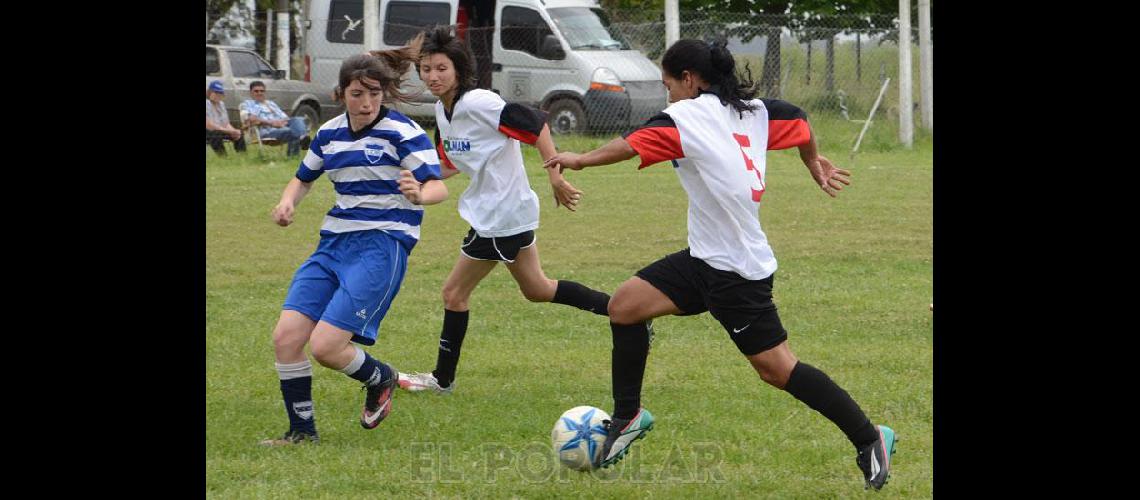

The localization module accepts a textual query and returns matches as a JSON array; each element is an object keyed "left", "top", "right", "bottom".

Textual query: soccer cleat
[
  {"left": 360, "top": 368, "right": 398, "bottom": 429},
  {"left": 595, "top": 408, "right": 655, "bottom": 469},
  {"left": 259, "top": 429, "right": 320, "bottom": 446},
  {"left": 397, "top": 371, "right": 454, "bottom": 395},
  {"left": 856, "top": 424, "right": 897, "bottom": 490}
]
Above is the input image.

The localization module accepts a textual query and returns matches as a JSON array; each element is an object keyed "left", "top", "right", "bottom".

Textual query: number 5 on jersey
[{"left": 732, "top": 133, "right": 764, "bottom": 201}]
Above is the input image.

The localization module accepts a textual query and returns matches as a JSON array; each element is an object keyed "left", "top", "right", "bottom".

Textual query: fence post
[
  {"left": 665, "top": 0, "right": 680, "bottom": 51},
  {"left": 276, "top": 0, "right": 290, "bottom": 79},
  {"left": 898, "top": 0, "right": 914, "bottom": 148},
  {"left": 856, "top": 32, "right": 862, "bottom": 82},
  {"left": 364, "top": 0, "right": 380, "bottom": 51},
  {"left": 919, "top": 0, "right": 933, "bottom": 132},
  {"left": 265, "top": 9, "right": 274, "bottom": 61}
]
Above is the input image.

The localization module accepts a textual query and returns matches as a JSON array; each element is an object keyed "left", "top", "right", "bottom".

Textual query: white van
[{"left": 304, "top": 0, "right": 666, "bottom": 133}]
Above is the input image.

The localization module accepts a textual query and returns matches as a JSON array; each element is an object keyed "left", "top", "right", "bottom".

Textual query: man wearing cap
[
  {"left": 240, "top": 81, "right": 312, "bottom": 157},
  {"left": 206, "top": 80, "right": 247, "bottom": 156}
]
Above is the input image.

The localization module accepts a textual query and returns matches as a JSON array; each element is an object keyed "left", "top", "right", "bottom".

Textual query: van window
[
  {"left": 229, "top": 51, "right": 276, "bottom": 78},
  {"left": 547, "top": 7, "right": 629, "bottom": 50},
  {"left": 385, "top": 2, "right": 450, "bottom": 45},
  {"left": 327, "top": 0, "right": 364, "bottom": 44},
  {"left": 501, "top": 6, "right": 555, "bottom": 58},
  {"left": 206, "top": 47, "right": 222, "bottom": 76}
]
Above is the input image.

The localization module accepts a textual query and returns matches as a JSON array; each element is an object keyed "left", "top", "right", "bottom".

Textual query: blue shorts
[{"left": 282, "top": 230, "right": 409, "bottom": 345}]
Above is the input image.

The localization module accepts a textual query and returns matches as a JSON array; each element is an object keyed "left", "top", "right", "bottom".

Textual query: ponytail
[{"left": 662, "top": 38, "right": 759, "bottom": 118}]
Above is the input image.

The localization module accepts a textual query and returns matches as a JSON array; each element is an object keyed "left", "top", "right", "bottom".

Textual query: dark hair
[
  {"left": 334, "top": 33, "right": 424, "bottom": 104},
  {"left": 249, "top": 80, "right": 265, "bottom": 90},
  {"left": 419, "top": 26, "right": 477, "bottom": 97},
  {"left": 661, "top": 39, "right": 758, "bottom": 118}
]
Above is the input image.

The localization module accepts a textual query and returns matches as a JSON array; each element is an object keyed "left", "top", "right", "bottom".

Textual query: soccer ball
[{"left": 551, "top": 405, "right": 610, "bottom": 471}]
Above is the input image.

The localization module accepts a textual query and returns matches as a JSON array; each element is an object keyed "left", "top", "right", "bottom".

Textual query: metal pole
[
  {"left": 919, "top": 0, "right": 933, "bottom": 131},
  {"left": 898, "top": 0, "right": 913, "bottom": 148},
  {"left": 665, "top": 0, "right": 680, "bottom": 51},
  {"left": 276, "top": 0, "right": 290, "bottom": 78}
]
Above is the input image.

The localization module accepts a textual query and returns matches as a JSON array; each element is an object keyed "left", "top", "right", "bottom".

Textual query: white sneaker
[{"left": 397, "top": 371, "right": 453, "bottom": 394}]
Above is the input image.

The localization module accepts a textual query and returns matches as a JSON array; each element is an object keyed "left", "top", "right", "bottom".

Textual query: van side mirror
[
  {"left": 274, "top": 69, "right": 287, "bottom": 80},
  {"left": 539, "top": 34, "right": 565, "bottom": 60}
]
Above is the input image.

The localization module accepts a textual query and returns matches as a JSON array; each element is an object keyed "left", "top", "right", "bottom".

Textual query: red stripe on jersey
[
  {"left": 436, "top": 139, "right": 457, "bottom": 170},
  {"left": 768, "top": 118, "right": 811, "bottom": 150},
  {"left": 626, "top": 126, "right": 684, "bottom": 169},
  {"left": 498, "top": 125, "right": 539, "bottom": 145}
]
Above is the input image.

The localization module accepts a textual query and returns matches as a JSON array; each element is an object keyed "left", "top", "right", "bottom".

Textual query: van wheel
[
  {"left": 293, "top": 104, "right": 320, "bottom": 134},
  {"left": 546, "top": 99, "right": 584, "bottom": 135}
]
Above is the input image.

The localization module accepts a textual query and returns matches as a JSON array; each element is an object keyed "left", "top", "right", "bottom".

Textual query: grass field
[{"left": 206, "top": 127, "right": 932, "bottom": 498}]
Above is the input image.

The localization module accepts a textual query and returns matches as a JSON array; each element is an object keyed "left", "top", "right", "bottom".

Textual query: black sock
[
  {"left": 783, "top": 361, "right": 879, "bottom": 449},
  {"left": 552, "top": 280, "right": 611, "bottom": 316},
  {"left": 432, "top": 309, "right": 469, "bottom": 387},
  {"left": 276, "top": 360, "right": 316, "bottom": 434},
  {"left": 344, "top": 350, "right": 392, "bottom": 387},
  {"left": 611, "top": 322, "right": 650, "bottom": 420}
]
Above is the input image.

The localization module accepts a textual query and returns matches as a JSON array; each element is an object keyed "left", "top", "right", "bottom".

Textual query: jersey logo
[
  {"left": 364, "top": 143, "right": 384, "bottom": 164},
  {"left": 443, "top": 138, "right": 471, "bottom": 155},
  {"left": 733, "top": 133, "right": 765, "bottom": 201}
]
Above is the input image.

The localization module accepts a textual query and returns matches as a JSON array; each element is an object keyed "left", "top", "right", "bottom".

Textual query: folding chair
[{"left": 241, "top": 110, "right": 285, "bottom": 158}]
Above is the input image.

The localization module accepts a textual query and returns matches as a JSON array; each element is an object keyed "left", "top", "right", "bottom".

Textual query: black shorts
[
  {"left": 459, "top": 228, "right": 536, "bottom": 263},
  {"left": 635, "top": 248, "right": 788, "bottom": 356}
]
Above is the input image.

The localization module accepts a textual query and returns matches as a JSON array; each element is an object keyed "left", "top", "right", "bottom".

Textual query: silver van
[
  {"left": 304, "top": 0, "right": 666, "bottom": 133},
  {"left": 206, "top": 44, "right": 342, "bottom": 131}
]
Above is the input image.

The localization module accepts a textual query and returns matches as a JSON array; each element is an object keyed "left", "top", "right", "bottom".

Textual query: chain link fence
[{"left": 208, "top": 3, "right": 925, "bottom": 145}]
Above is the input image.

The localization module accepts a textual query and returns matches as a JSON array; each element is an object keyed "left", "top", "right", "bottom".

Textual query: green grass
[{"left": 206, "top": 131, "right": 932, "bottom": 498}]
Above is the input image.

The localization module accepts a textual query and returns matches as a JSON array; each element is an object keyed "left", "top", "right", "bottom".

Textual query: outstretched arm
[{"left": 542, "top": 136, "right": 638, "bottom": 172}]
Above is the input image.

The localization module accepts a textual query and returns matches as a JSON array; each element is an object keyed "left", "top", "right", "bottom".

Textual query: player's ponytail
[{"left": 662, "top": 39, "right": 759, "bottom": 118}]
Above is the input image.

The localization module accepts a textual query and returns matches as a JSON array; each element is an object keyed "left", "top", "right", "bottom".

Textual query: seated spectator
[
  {"left": 240, "top": 81, "right": 312, "bottom": 157},
  {"left": 206, "top": 80, "right": 247, "bottom": 155}
]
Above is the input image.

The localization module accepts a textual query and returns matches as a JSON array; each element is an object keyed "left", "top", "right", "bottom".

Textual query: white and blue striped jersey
[{"left": 295, "top": 107, "right": 442, "bottom": 252}]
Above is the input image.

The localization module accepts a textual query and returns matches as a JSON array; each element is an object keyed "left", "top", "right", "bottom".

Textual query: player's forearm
[
  {"left": 579, "top": 137, "right": 638, "bottom": 168},
  {"left": 280, "top": 177, "right": 313, "bottom": 207},
  {"left": 534, "top": 124, "right": 558, "bottom": 162},
  {"left": 417, "top": 179, "right": 449, "bottom": 205},
  {"left": 797, "top": 127, "right": 820, "bottom": 164}
]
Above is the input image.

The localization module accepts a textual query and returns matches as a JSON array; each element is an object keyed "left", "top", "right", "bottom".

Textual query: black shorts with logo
[
  {"left": 459, "top": 228, "right": 536, "bottom": 263},
  {"left": 635, "top": 248, "right": 788, "bottom": 356}
]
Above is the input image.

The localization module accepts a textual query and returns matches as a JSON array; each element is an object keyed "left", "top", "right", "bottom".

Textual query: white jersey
[
  {"left": 434, "top": 89, "right": 548, "bottom": 238},
  {"left": 625, "top": 93, "right": 812, "bottom": 280}
]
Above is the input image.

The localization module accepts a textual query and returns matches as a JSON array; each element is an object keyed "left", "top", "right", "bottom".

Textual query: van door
[{"left": 493, "top": 2, "right": 572, "bottom": 107}]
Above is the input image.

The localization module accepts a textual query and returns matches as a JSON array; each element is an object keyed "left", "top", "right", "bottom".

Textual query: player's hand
[
  {"left": 271, "top": 201, "right": 295, "bottom": 226},
  {"left": 398, "top": 170, "right": 423, "bottom": 204},
  {"left": 550, "top": 177, "right": 582, "bottom": 212},
  {"left": 806, "top": 155, "right": 851, "bottom": 198},
  {"left": 544, "top": 152, "right": 585, "bottom": 172}
]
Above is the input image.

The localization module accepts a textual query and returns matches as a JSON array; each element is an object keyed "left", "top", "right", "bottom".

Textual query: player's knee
[
  {"left": 272, "top": 325, "right": 308, "bottom": 355},
  {"left": 752, "top": 361, "right": 792, "bottom": 389},
  {"left": 442, "top": 287, "right": 468, "bottom": 310},
  {"left": 520, "top": 281, "right": 555, "bottom": 303},
  {"left": 607, "top": 297, "right": 640, "bottom": 325},
  {"left": 308, "top": 336, "right": 341, "bottom": 367}
]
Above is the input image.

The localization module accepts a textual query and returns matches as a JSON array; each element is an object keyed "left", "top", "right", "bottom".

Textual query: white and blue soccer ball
[{"left": 551, "top": 405, "right": 610, "bottom": 471}]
